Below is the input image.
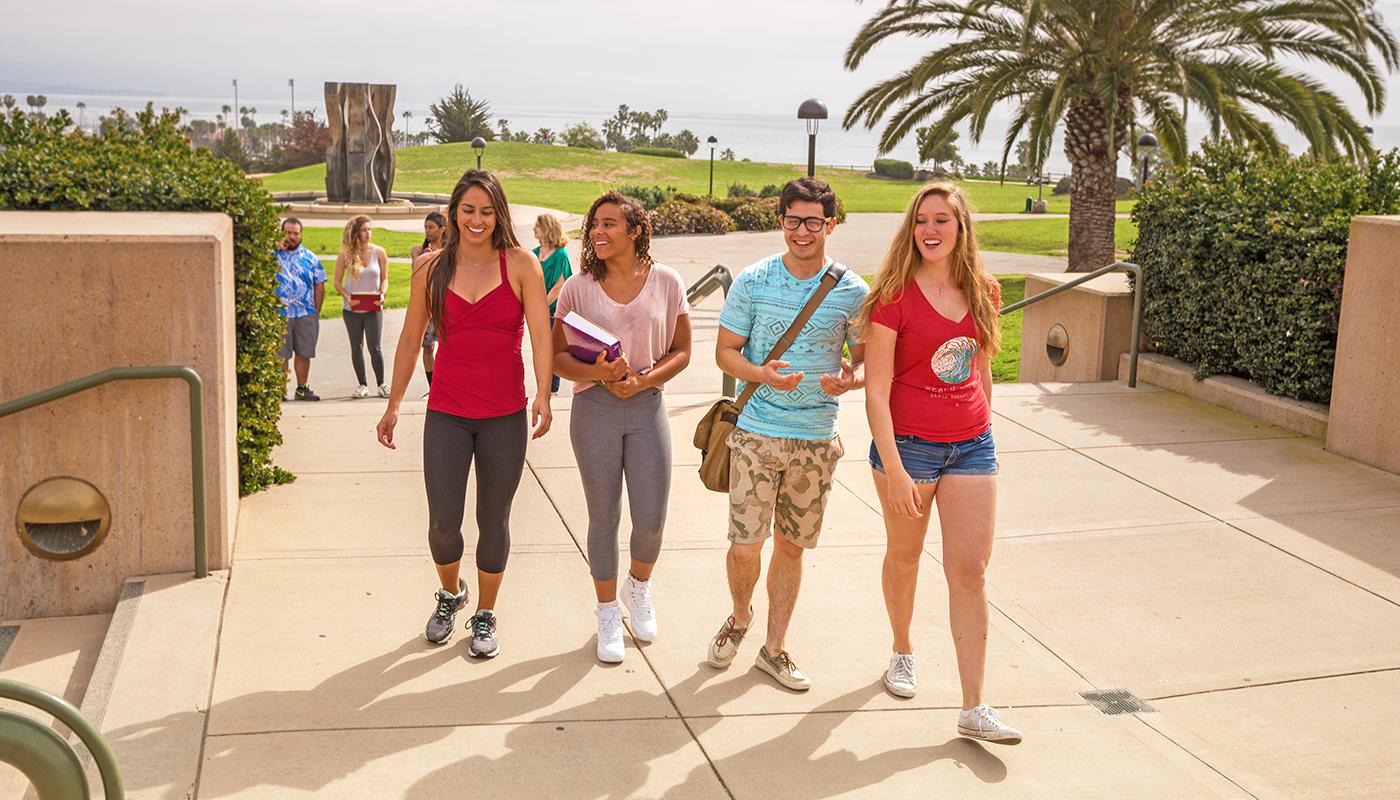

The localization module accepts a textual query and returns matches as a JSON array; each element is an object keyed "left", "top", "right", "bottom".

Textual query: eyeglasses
[{"left": 779, "top": 215, "right": 831, "bottom": 232}]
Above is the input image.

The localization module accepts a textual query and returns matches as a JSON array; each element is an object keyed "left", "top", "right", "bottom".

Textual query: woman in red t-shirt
[{"left": 861, "top": 182, "right": 1021, "bottom": 745}]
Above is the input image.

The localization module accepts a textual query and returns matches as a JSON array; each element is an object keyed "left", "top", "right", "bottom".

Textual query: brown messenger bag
[{"left": 693, "top": 263, "right": 847, "bottom": 492}]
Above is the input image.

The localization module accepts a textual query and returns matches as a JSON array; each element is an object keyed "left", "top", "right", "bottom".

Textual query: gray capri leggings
[
  {"left": 423, "top": 408, "right": 528, "bottom": 573},
  {"left": 569, "top": 387, "right": 672, "bottom": 582},
  {"left": 341, "top": 309, "right": 385, "bottom": 386}
]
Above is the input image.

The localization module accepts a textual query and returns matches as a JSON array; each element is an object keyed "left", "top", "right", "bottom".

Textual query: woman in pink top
[
  {"left": 376, "top": 170, "right": 554, "bottom": 659},
  {"left": 552, "top": 190, "right": 691, "bottom": 663},
  {"left": 862, "top": 182, "right": 1021, "bottom": 744}
]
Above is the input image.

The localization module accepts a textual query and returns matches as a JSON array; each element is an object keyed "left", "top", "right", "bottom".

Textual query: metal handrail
[
  {"left": 0, "top": 678, "right": 124, "bottom": 799},
  {"left": 686, "top": 264, "right": 736, "bottom": 397},
  {"left": 0, "top": 367, "right": 208, "bottom": 578},
  {"left": 999, "top": 260, "right": 1144, "bottom": 388}
]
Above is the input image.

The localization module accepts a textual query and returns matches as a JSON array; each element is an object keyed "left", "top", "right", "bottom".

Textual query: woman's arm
[
  {"left": 376, "top": 252, "right": 436, "bottom": 449},
  {"left": 333, "top": 254, "right": 349, "bottom": 303},
  {"left": 510, "top": 249, "right": 554, "bottom": 438},
  {"left": 865, "top": 321, "right": 922, "bottom": 519},
  {"left": 608, "top": 313, "right": 692, "bottom": 399},
  {"left": 377, "top": 246, "right": 389, "bottom": 296}
]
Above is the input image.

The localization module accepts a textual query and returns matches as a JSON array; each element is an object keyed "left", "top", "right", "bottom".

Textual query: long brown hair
[
  {"left": 578, "top": 190, "right": 653, "bottom": 280},
  {"left": 340, "top": 215, "right": 371, "bottom": 282},
  {"left": 858, "top": 182, "right": 1001, "bottom": 355},
  {"left": 425, "top": 170, "right": 520, "bottom": 340}
]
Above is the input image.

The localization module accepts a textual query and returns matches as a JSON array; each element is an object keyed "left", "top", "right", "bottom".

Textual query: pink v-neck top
[
  {"left": 869, "top": 276, "right": 1001, "bottom": 442},
  {"left": 428, "top": 250, "right": 527, "bottom": 419}
]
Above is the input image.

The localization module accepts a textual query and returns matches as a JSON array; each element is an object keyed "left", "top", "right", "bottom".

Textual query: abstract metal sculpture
[{"left": 324, "top": 82, "right": 397, "bottom": 203}]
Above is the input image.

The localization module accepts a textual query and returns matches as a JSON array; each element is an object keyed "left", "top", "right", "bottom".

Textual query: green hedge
[
  {"left": 0, "top": 106, "right": 292, "bottom": 494},
  {"left": 630, "top": 147, "right": 686, "bottom": 159},
  {"left": 1131, "top": 142, "right": 1400, "bottom": 403},
  {"left": 874, "top": 158, "right": 915, "bottom": 180}
]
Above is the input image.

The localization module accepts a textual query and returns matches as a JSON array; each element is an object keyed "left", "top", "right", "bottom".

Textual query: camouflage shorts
[{"left": 727, "top": 428, "right": 844, "bottom": 549}]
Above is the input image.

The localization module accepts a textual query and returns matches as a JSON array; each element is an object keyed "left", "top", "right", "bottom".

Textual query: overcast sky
[{"left": 7, "top": 0, "right": 1400, "bottom": 144}]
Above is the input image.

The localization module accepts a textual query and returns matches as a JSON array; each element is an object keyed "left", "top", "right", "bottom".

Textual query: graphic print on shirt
[{"left": 931, "top": 336, "right": 980, "bottom": 385}]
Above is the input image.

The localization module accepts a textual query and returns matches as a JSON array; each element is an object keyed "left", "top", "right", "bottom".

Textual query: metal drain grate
[{"left": 1079, "top": 689, "right": 1156, "bottom": 715}]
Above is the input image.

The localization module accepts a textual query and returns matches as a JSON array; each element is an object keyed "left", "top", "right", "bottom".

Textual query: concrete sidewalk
[{"left": 186, "top": 380, "right": 1400, "bottom": 800}]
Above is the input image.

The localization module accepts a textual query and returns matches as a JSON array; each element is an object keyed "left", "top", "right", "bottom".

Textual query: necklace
[
  {"left": 931, "top": 275, "right": 950, "bottom": 297},
  {"left": 462, "top": 247, "right": 495, "bottom": 269}
]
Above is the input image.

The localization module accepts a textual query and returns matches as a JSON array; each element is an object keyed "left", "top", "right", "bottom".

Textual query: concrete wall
[
  {"left": 1328, "top": 216, "right": 1400, "bottom": 474},
  {"left": 0, "top": 212, "right": 238, "bottom": 621},
  {"left": 1018, "top": 273, "right": 1134, "bottom": 383}
]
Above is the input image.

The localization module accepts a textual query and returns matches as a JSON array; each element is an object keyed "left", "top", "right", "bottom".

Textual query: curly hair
[
  {"left": 340, "top": 215, "right": 372, "bottom": 282},
  {"left": 857, "top": 182, "right": 1001, "bottom": 356},
  {"left": 578, "top": 190, "right": 653, "bottom": 280},
  {"left": 535, "top": 213, "right": 568, "bottom": 249}
]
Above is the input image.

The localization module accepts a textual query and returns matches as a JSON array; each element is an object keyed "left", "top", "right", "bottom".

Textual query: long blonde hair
[
  {"left": 340, "top": 215, "right": 372, "bottom": 282},
  {"left": 858, "top": 182, "right": 1001, "bottom": 356},
  {"left": 535, "top": 213, "right": 568, "bottom": 249}
]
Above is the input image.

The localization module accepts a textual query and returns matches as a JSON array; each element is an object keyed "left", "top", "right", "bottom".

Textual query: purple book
[{"left": 561, "top": 311, "right": 622, "bottom": 363}]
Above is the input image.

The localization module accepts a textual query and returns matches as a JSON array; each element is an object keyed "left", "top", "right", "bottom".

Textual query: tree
[
  {"left": 675, "top": 129, "right": 700, "bottom": 156},
  {"left": 220, "top": 104, "right": 231, "bottom": 131},
  {"left": 277, "top": 110, "right": 331, "bottom": 169},
  {"left": 401, "top": 109, "right": 411, "bottom": 141},
  {"left": 721, "top": 148, "right": 736, "bottom": 161},
  {"left": 842, "top": 0, "right": 1400, "bottom": 271},
  {"left": 916, "top": 126, "right": 960, "bottom": 170},
  {"left": 561, "top": 121, "right": 604, "bottom": 149},
  {"left": 497, "top": 119, "right": 510, "bottom": 140},
  {"left": 211, "top": 127, "right": 253, "bottom": 171},
  {"left": 1, "top": 95, "right": 14, "bottom": 111},
  {"left": 428, "top": 84, "right": 494, "bottom": 144},
  {"left": 532, "top": 128, "right": 553, "bottom": 145}
]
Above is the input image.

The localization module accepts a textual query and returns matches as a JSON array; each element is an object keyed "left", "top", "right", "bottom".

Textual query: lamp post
[
  {"left": 288, "top": 79, "right": 295, "bottom": 116},
  {"left": 798, "top": 98, "right": 828, "bottom": 178},
  {"left": 707, "top": 135, "right": 718, "bottom": 196},
  {"left": 1137, "top": 133, "right": 1158, "bottom": 190},
  {"left": 231, "top": 79, "right": 238, "bottom": 142},
  {"left": 472, "top": 137, "right": 487, "bottom": 169}
]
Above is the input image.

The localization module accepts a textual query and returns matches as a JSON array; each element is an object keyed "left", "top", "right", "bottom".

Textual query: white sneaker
[
  {"left": 884, "top": 652, "right": 917, "bottom": 698},
  {"left": 352, "top": 385, "right": 370, "bottom": 399},
  {"left": 620, "top": 573, "right": 657, "bottom": 641},
  {"left": 595, "top": 602, "right": 625, "bottom": 663},
  {"left": 958, "top": 704, "right": 1023, "bottom": 745},
  {"left": 378, "top": 384, "right": 391, "bottom": 398}
]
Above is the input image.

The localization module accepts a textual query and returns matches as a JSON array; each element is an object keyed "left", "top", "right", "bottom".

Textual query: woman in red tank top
[
  {"left": 376, "top": 170, "right": 555, "bottom": 658},
  {"left": 861, "top": 182, "right": 1022, "bottom": 744}
]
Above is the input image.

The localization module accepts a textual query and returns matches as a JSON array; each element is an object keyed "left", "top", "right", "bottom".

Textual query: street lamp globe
[
  {"left": 472, "top": 137, "right": 487, "bottom": 169},
  {"left": 707, "top": 135, "right": 719, "bottom": 196},
  {"left": 1136, "top": 133, "right": 1158, "bottom": 190}
]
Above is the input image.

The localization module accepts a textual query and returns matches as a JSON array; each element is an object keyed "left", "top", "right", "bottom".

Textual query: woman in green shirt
[{"left": 533, "top": 213, "right": 574, "bottom": 394}]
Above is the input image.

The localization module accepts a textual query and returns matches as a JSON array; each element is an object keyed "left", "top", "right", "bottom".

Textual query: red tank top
[{"left": 427, "top": 250, "right": 527, "bottom": 418}]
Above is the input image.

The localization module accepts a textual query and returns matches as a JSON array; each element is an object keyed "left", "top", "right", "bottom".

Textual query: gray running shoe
[
  {"left": 469, "top": 610, "right": 499, "bottom": 658},
  {"left": 425, "top": 579, "right": 467, "bottom": 645}
]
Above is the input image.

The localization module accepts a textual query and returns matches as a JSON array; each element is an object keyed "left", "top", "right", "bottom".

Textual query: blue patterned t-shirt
[
  {"left": 274, "top": 246, "right": 328, "bottom": 318},
  {"left": 718, "top": 254, "right": 868, "bottom": 440}
]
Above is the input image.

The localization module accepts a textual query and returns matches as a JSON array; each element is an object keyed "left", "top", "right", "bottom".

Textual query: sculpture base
[{"left": 270, "top": 192, "right": 448, "bottom": 221}]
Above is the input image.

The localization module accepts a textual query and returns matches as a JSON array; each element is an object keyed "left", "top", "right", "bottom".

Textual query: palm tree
[{"left": 842, "top": 0, "right": 1400, "bottom": 271}]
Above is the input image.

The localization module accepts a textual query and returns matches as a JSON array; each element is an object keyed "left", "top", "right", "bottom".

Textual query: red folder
[{"left": 350, "top": 293, "right": 383, "bottom": 312}]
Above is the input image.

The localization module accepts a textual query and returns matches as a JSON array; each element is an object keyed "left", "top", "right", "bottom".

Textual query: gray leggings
[
  {"left": 423, "top": 408, "right": 528, "bottom": 572},
  {"left": 569, "top": 387, "right": 672, "bottom": 582},
  {"left": 341, "top": 309, "right": 384, "bottom": 386}
]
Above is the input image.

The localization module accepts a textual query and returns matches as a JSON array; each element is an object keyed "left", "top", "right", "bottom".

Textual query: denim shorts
[{"left": 869, "top": 429, "right": 998, "bottom": 483}]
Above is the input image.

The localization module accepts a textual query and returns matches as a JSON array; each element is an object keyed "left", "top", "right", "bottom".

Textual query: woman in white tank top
[{"left": 334, "top": 215, "right": 390, "bottom": 398}]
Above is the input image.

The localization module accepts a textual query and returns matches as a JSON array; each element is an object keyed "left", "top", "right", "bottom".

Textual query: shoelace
[
  {"left": 626, "top": 580, "right": 653, "bottom": 617},
  {"left": 889, "top": 655, "right": 915, "bottom": 685},
  {"left": 597, "top": 610, "right": 622, "bottom": 637},
  {"left": 968, "top": 704, "right": 1005, "bottom": 731},
  {"left": 769, "top": 649, "right": 798, "bottom": 673},
  {"left": 434, "top": 593, "right": 458, "bottom": 620},
  {"left": 714, "top": 616, "right": 745, "bottom": 646},
  {"left": 472, "top": 614, "right": 495, "bottom": 638}
]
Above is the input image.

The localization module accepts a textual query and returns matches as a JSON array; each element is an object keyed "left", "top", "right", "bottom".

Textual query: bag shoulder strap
[{"left": 731, "top": 262, "right": 848, "bottom": 413}]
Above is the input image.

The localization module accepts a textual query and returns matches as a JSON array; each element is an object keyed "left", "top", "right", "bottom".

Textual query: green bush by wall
[
  {"left": 874, "top": 158, "right": 915, "bottom": 180},
  {"left": 0, "top": 106, "right": 292, "bottom": 494},
  {"left": 1131, "top": 142, "right": 1400, "bottom": 403}
]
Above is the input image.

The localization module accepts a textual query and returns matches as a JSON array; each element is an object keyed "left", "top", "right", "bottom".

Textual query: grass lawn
[
  {"left": 975, "top": 218, "right": 1138, "bottom": 256},
  {"left": 259, "top": 141, "right": 1137, "bottom": 215},
  {"left": 299, "top": 227, "right": 425, "bottom": 259}
]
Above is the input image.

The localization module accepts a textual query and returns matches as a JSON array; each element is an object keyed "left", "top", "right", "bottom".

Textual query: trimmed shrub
[
  {"left": 1052, "top": 175, "right": 1071, "bottom": 196},
  {"left": 874, "top": 158, "right": 915, "bottom": 180},
  {"left": 759, "top": 184, "right": 780, "bottom": 198},
  {"left": 0, "top": 106, "right": 293, "bottom": 494},
  {"left": 630, "top": 147, "right": 685, "bottom": 159},
  {"left": 730, "top": 198, "right": 780, "bottom": 231},
  {"left": 616, "top": 184, "right": 676, "bottom": 210},
  {"left": 727, "top": 180, "right": 757, "bottom": 198},
  {"left": 704, "top": 196, "right": 746, "bottom": 214},
  {"left": 649, "top": 199, "right": 735, "bottom": 235},
  {"left": 1132, "top": 142, "right": 1400, "bottom": 403}
]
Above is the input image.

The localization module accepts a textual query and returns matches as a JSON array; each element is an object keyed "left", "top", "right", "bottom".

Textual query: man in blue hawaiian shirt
[{"left": 275, "top": 218, "right": 327, "bottom": 401}]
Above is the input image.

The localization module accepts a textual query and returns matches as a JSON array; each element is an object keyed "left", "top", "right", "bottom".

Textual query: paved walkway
[{"left": 6, "top": 236, "right": 1400, "bottom": 799}]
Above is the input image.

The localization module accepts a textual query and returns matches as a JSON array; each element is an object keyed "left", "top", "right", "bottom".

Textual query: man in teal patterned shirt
[
  {"left": 274, "top": 218, "right": 327, "bottom": 401},
  {"left": 706, "top": 177, "right": 868, "bottom": 690}
]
